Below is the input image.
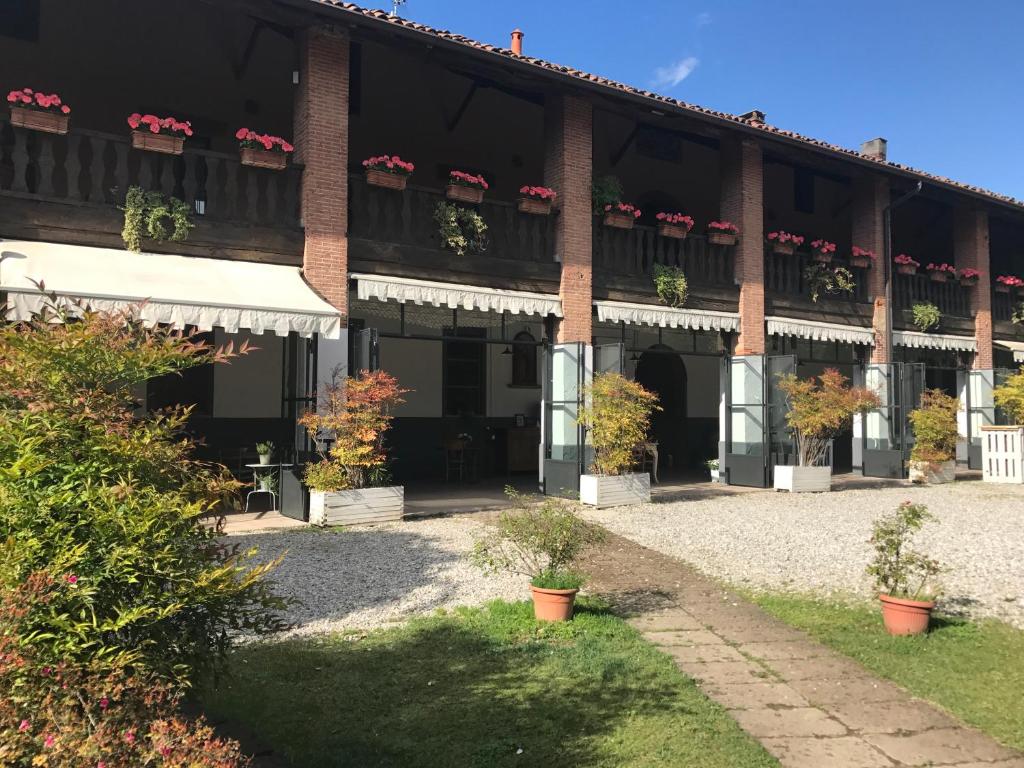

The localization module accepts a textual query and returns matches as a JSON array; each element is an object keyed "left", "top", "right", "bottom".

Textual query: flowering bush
[
  {"left": 655, "top": 212, "right": 694, "bottom": 229},
  {"left": 577, "top": 373, "right": 660, "bottom": 476},
  {"left": 363, "top": 154, "right": 414, "bottom": 175},
  {"left": 925, "top": 262, "right": 956, "bottom": 275},
  {"left": 708, "top": 220, "right": 739, "bottom": 235},
  {"left": 810, "top": 238, "right": 837, "bottom": 256},
  {"left": 959, "top": 268, "right": 981, "bottom": 280},
  {"left": 519, "top": 184, "right": 556, "bottom": 200},
  {"left": 996, "top": 275, "right": 1024, "bottom": 288},
  {"left": 235, "top": 128, "right": 294, "bottom": 153},
  {"left": 767, "top": 231, "right": 805, "bottom": 246},
  {"left": 994, "top": 368, "right": 1024, "bottom": 423},
  {"left": 604, "top": 202, "right": 641, "bottom": 218},
  {"left": 851, "top": 246, "right": 877, "bottom": 261},
  {"left": 6, "top": 87, "right": 71, "bottom": 114},
  {"left": 128, "top": 113, "right": 193, "bottom": 137},
  {"left": 894, "top": 254, "right": 920, "bottom": 267},
  {"left": 449, "top": 170, "right": 488, "bottom": 190}
]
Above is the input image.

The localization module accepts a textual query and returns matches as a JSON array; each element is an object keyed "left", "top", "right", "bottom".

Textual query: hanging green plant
[
  {"left": 1011, "top": 302, "right": 1024, "bottom": 325},
  {"left": 803, "top": 263, "right": 855, "bottom": 303},
  {"left": 121, "top": 185, "right": 193, "bottom": 253},
  {"left": 652, "top": 264, "right": 688, "bottom": 307},
  {"left": 911, "top": 301, "right": 941, "bottom": 332},
  {"left": 433, "top": 201, "right": 488, "bottom": 256}
]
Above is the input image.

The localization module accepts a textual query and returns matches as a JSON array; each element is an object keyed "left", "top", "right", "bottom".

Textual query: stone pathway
[{"left": 584, "top": 531, "right": 1024, "bottom": 768}]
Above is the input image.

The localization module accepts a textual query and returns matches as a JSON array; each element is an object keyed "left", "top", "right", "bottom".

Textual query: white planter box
[
  {"left": 709, "top": 469, "right": 721, "bottom": 484},
  {"left": 981, "top": 426, "right": 1024, "bottom": 484},
  {"left": 309, "top": 486, "right": 404, "bottom": 526},
  {"left": 579, "top": 473, "right": 651, "bottom": 508},
  {"left": 773, "top": 465, "right": 831, "bottom": 493},
  {"left": 908, "top": 460, "right": 955, "bottom": 484}
]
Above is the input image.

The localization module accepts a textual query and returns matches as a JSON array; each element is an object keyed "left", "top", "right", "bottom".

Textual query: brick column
[
  {"left": 852, "top": 175, "right": 890, "bottom": 362},
  {"left": 294, "top": 28, "right": 349, "bottom": 314},
  {"left": 720, "top": 138, "right": 764, "bottom": 354},
  {"left": 955, "top": 207, "right": 993, "bottom": 369},
  {"left": 544, "top": 94, "right": 592, "bottom": 344}
]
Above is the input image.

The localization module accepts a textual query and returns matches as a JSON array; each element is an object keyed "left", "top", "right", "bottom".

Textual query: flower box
[
  {"left": 603, "top": 211, "right": 635, "bottom": 229},
  {"left": 518, "top": 197, "right": 553, "bottom": 215},
  {"left": 773, "top": 465, "right": 831, "bottom": 493},
  {"left": 240, "top": 147, "right": 288, "bottom": 170},
  {"left": 308, "top": 486, "right": 405, "bottom": 526},
  {"left": 850, "top": 246, "right": 876, "bottom": 269},
  {"left": 960, "top": 275, "right": 979, "bottom": 287},
  {"left": 707, "top": 231, "right": 737, "bottom": 246},
  {"left": 657, "top": 222, "right": 688, "bottom": 239},
  {"left": 9, "top": 105, "right": 69, "bottom": 135},
  {"left": 768, "top": 231, "right": 803, "bottom": 256},
  {"left": 131, "top": 131, "right": 184, "bottom": 155},
  {"left": 771, "top": 242, "right": 796, "bottom": 256},
  {"left": 810, "top": 239, "right": 837, "bottom": 263},
  {"left": 447, "top": 183, "right": 484, "bottom": 204},
  {"left": 896, "top": 264, "right": 918, "bottom": 276},
  {"left": 929, "top": 271, "right": 949, "bottom": 283},
  {"left": 908, "top": 459, "right": 955, "bottom": 485},
  {"left": 995, "top": 283, "right": 1011, "bottom": 294},
  {"left": 812, "top": 251, "right": 832, "bottom": 263},
  {"left": 367, "top": 168, "right": 408, "bottom": 191},
  {"left": 579, "top": 473, "right": 650, "bottom": 508}
]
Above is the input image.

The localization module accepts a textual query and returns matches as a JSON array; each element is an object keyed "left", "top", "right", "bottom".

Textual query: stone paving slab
[
  {"left": 731, "top": 707, "right": 848, "bottom": 738},
  {"left": 705, "top": 681, "right": 812, "bottom": 710},
  {"left": 760, "top": 735, "right": 895, "bottom": 768},
  {"left": 826, "top": 698, "right": 959, "bottom": 734},
  {"left": 863, "top": 727, "right": 1020, "bottom": 766},
  {"left": 738, "top": 640, "right": 834, "bottom": 661},
  {"left": 666, "top": 643, "right": 748, "bottom": 664}
]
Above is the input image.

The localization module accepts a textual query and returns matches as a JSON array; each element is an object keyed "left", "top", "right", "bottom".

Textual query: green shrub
[
  {"left": 591, "top": 175, "right": 623, "bottom": 214},
  {"left": 0, "top": 301, "right": 285, "bottom": 686},
  {"left": 866, "top": 502, "right": 942, "bottom": 600},
  {"left": 909, "top": 388, "right": 960, "bottom": 464},
  {"left": 577, "top": 373, "right": 660, "bottom": 476},
  {"left": 994, "top": 367, "right": 1024, "bottom": 424},
  {"left": 121, "top": 185, "right": 193, "bottom": 253}
]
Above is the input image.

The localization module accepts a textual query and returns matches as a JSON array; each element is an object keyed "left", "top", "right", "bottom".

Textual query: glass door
[
  {"left": 542, "top": 342, "right": 589, "bottom": 496},
  {"left": 861, "top": 362, "right": 923, "bottom": 478},
  {"left": 766, "top": 354, "right": 797, "bottom": 479},
  {"left": 594, "top": 342, "right": 624, "bottom": 376},
  {"left": 722, "top": 354, "right": 767, "bottom": 487},
  {"left": 350, "top": 328, "right": 380, "bottom": 376},
  {"left": 963, "top": 368, "right": 1012, "bottom": 469}
]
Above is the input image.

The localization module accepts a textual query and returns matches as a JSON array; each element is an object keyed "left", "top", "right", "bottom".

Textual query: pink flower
[
  {"left": 99, "top": 697, "right": 109, "bottom": 710},
  {"left": 44, "top": 734, "right": 55, "bottom": 748},
  {"left": 18, "top": 719, "right": 30, "bottom": 732},
  {"left": 235, "top": 127, "right": 249, "bottom": 140},
  {"left": 66, "top": 574, "right": 78, "bottom": 585},
  {"left": 124, "top": 730, "right": 135, "bottom": 744},
  {"left": 61, "top": 105, "right": 71, "bottom": 114}
]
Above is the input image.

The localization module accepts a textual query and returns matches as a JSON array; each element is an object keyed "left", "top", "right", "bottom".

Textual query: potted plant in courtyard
[
  {"left": 127, "top": 113, "right": 193, "bottom": 154},
  {"left": 995, "top": 275, "right": 1023, "bottom": 294},
  {"left": 655, "top": 212, "right": 694, "bottom": 239},
  {"left": 850, "top": 246, "right": 876, "bottom": 269},
  {"left": 363, "top": 153, "right": 415, "bottom": 190},
  {"left": 603, "top": 201, "right": 641, "bottom": 229},
  {"left": 908, "top": 389, "right": 959, "bottom": 484},
  {"left": 925, "top": 262, "right": 956, "bottom": 283},
  {"left": 256, "top": 441, "right": 274, "bottom": 465},
  {"left": 470, "top": 490, "right": 604, "bottom": 621},
  {"left": 774, "top": 369, "right": 879, "bottom": 492},
  {"left": 867, "top": 502, "right": 943, "bottom": 636},
  {"left": 446, "top": 169, "right": 488, "bottom": 204},
  {"left": 809, "top": 238, "right": 837, "bottom": 263},
  {"left": 766, "top": 231, "right": 804, "bottom": 256},
  {"left": 300, "top": 369, "right": 410, "bottom": 525},
  {"left": 7, "top": 87, "right": 71, "bottom": 134},
  {"left": 894, "top": 253, "right": 920, "bottom": 275},
  {"left": 577, "top": 373, "right": 660, "bottom": 507},
  {"left": 705, "top": 457, "right": 720, "bottom": 483},
  {"left": 236, "top": 128, "right": 294, "bottom": 170},
  {"left": 707, "top": 220, "right": 739, "bottom": 246},
  {"left": 959, "top": 267, "right": 981, "bottom": 287},
  {"left": 518, "top": 184, "right": 557, "bottom": 215}
]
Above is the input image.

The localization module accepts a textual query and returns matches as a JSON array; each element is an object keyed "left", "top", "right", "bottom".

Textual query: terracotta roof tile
[{"left": 306, "top": 1, "right": 1024, "bottom": 211}]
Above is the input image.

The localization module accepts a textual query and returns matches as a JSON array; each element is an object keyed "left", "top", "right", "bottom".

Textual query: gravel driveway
[
  {"left": 226, "top": 517, "right": 527, "bottom": 636},
  {"left": 582, "top": 482, "right": 1024, "bottom": 627}
]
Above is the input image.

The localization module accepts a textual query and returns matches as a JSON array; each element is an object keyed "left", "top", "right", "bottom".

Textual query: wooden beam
[
  {"left": 609, "top": 124, "right": 638, "bottom": 167},
  {"left": 444, "top": 82, "right": 478, "bottom": 133}
]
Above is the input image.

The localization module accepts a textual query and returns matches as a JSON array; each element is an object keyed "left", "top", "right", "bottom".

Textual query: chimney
[
  {"left": 510, "top": 28, "right": 523, "bottom": 55},
  {"left": 861, "top": 137, "right": 887, "bottom": 161},
  {"left": 739, "top": 109, "right": 766, "bottom": 124}
]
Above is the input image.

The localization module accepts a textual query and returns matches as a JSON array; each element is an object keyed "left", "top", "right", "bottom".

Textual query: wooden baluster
[
  {"left": 37, "top": 133, "right": 56, "bottom": 197},
  {"left": 266, "top": 170, "right": 281, "bottom": 225},
  {"left": 399, "top": 183, "right": 413, "bottom": 242},
  {"left": 245, "top": 167, "right": 260, "bottom": 223},
  {"left": 224, "top": 160, "right": 239, "bottom": 220},
  {"left": 10, "top": 127, "right": 29, "bottom": 193},
  {"left": 181, "top": 153, "right": 197, "bottom": 210},
  {"left": 137, "top": 151, "right": 153, "bottom": 192},
  {"left": 287, "top": 167, "right": 302, "bottom": 226},
  {"left": 113, "top": 141, "right": 130, "bottom": 199},
  {"left": 64, "top": 134, "right": 81, "bottom": 200},
  {"left": 88, "top": 135, "right": 107, "bottom": 203}
]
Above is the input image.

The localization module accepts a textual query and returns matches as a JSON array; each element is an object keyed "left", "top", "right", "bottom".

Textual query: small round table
[{"left": 244, "top": 463, "right": 294, "bottom": 513}]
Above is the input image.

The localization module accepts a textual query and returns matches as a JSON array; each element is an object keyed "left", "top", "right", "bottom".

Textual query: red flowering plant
[
  {"left": 997, "top": 275, "right": 1024, "bottom": 288},
  {"left": 605, "top": 202, "right": 641, "bottom": 218},
  {"left": 235, "top": 128, "right": 294, "bottom": 154},
  {"left": 925, "top": 262, "right": 956, "bottom": 275},
  {"left": 708, "top": 220, "right": 739, "bottom": 235},
  {"left": 851, "top": 246, "right": 877, "bottom": 262},
  {"left": 810, "top": 239, "right": 837, "bottom": 257},
  {"left": 894, "top": 254, "right": 920, "bottom": 267},
  {"left": 767, "top": 231, "right": 805, "bottom": 246},
  {"left": 519, "top": 185, "right": 557, "bottom": 200},
  {"left": 655, "top": 212, "right": 695, "bottom": 230},
  {"left": 363, "top": 154, "right": 415, "bottom": 176},
  {"left": 449, "top": 170, "right": 488, "bottom": 191},
  {"left": 959, "top": 268, "right": 981, "bottom": 281},
  {"left": 6, "top": 87, "right": 71, "bottom": 115},
  {"left": 127, "top": 113, "right": 193, "bottom": 137}
]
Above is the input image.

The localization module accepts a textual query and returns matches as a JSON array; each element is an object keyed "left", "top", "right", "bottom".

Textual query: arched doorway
[{"left": 634, "top": 345, "right": 687, "bottom": 476}]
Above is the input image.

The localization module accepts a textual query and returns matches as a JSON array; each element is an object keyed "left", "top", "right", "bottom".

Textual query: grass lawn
[
  {"left": 750, "top": 592, "right": 1024, "bottom": 751},
  {"left": 199, "top": 599, "right": 778, "bottom": 768}
]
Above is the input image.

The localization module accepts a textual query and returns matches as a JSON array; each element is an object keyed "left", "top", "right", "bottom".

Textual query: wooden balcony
[
  {"left": 893, "top": 272, "right": 970, "bottom": 317},
  {"left": 764, "top": 247, "right": 871, "bottom": 304},
  {"left": 0, "top": 121, "right": 304, "bottom": 264}
]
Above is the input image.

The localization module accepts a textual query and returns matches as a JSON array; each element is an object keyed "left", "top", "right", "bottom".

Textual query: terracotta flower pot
[
  {"left": 446, "top": 183, "right": 484, "bottom": 204},
  {"left": 518, "top": 197, "right": 553, "bottom": 215},
  {"left": 960, "top": 277, "right": 978, "bottom": 287},
  {"left": 131, "top": 130, "right": 184, "bottom": 155},
  {"left": 707, "top": 231, "right": 737, "bottom": 246},
  {"left": 896, "top": 264, "right": 917, "bottom": 276},
  {"left": 366, "top": 168, "right": 409, "bottom": 190},
  {"left": 995, "top": 284, "right": 1011, "bottom": 294},
  {"left": 240, "top": 147, "right": 288, "bottom": 170},
  {"left": 850, "top": 256, "right": 872, "bottom": 269},
  {"left": 603, "top": 211, "right": 635, "bottom": 230},
  {"left": 771, "top": 242, "right": 795, "bottom": 256},
  {"left": 657, "top": 222, "right": 689, "bottom": 240},
  {"left": 929, "top": 272, "right": 949, "bottom": 283},
  {"left": 530, "top": 585, "right": 579, "bottom": 622},
  {"left": 812, "top": 251, "right": 833, "bottom": 263},
  {"left": 879, "top": 593, "right": 935, "bottom": 636},
  {"left": 10, "top": 106, "right": 69, "bottom": 135}
]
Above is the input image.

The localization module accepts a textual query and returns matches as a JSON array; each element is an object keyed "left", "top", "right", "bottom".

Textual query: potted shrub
[
  {"left": 655, "top": 212, "right": 694, "bottom": 239},
  {"left": 766, "top": 231, "right": 804, "bottom": 256},
  {"left": 603, "top": 201, "right": 641, "bottom": 229},
  {"left": 446, "top": 170, "right": 488, "bottom": 204},
  {"left": 470, "top": 491, "right": 604, "bottom": 621},
  {"left": 363, "top": 153, "right": 415, "bottom": 190},
  {"left": 577, "top": 373, "right": 660, "bottom": 507},
  {"left": 774, "top": 369, "right": 879, "bottom": 492},
  {"left": 809, "top": 238, "right": 837, "bottom": 263},
  {"left": 652, "top": 263, "right": 688, "bottom": 307},
  {"left": 705, "top": 457, "right": 720, "bottom": 483},
  {"left": 908, "top": 389, "right": 959, "bottom": 484},
  {"left": 911, "top": 301, "right": 941, "bottom": 332},
  {"left": 256, "top": 441, "right": 274, "bottom": 465},
  {"left": 995, "top": 275, "right": 1023, "bottom": 294},
  {"left": 299, "top": 370, "right": 410, "bottom": 525},
  {"left": 707, "top": 220, "right": 739, "bottom": 246},
  {"left": 127, "top": 113, "right": 193, "bottom": 155},
  {"left": 850, "top": 246, "right": 876, "bottom": 269},
  {"left": 926, "top": 262, "right": 956, "bottom": 283},
  {"left": 894, "top": 253, "right": 920, "bottom": 275},
  {"left": 7, "top": 87, "right": 71, "bottom": 134},
  {"left": 518, "top": 184, "right": 557, "bottom": 215},
  {"left": 867, "top": 501, "right": 942, "bottom": 635},
  {"left": 235, "top": 128, "right": 294, "bottom": 170}
]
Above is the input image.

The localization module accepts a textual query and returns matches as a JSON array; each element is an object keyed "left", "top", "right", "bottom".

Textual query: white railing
[{"left": 981, "top": 426, "right": 1024, "bottom": 484}]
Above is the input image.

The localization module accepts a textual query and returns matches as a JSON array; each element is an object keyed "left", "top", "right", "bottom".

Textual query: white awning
[
  {"left": 351, "top": 273, "right": 561, "bottom": 317},
  {"left": 1, "top": 240, "right": 342, "bottom": 338},
  {"left": 996, "top": 340, "right": 1024, "bottom": 363},
  {"left": 893, "top": 330, "right": 977, "bottom": 352},
  {"left": 766, "top": 316, "right": 875, "bottom": 346},
  {"left": 594, "top": 300, "right": 739, "bottom": 331}
]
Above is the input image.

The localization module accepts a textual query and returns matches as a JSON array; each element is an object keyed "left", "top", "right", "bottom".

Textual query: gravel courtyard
[
  {"left": 583, "top": 482, "right": 1024, "bottom": 627},
  {"left": 226, "top": 517, "right": 526, "bottom": 636}
]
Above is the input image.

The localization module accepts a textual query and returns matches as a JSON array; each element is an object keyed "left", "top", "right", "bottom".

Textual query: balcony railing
[
  {"left": 763, "top": 245, "right": 870, "bottom": 303},
  {"left": 993, "top": 289, "right": 1018, "bottom": 322},
  {"left": 894, "top": 272, "right": 970, "bottom": 317},
  {"left": 0, "top": 121, "right": 302, "bottom": 229},
  {"left": 348, "top": 176, "right": 557, "bottom": 264},
  {"left": 592, "top": 220, "right": 735, "bottom": 288}
]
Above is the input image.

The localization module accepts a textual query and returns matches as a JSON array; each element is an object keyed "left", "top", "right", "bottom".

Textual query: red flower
[{"left": 18, "top": 719, "right": 31, "bottom": 732}]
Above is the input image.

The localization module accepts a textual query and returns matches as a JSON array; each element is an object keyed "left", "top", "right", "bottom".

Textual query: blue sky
[{"left": 377, "top": 1, "right": 1024, "bottom": 200}]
